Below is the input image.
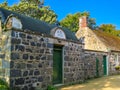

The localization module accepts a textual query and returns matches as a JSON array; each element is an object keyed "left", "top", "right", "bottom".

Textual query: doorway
[
  {"left": 103, "top": 55, "right": 107, "bottom": 75},
  {"left": 53, "top": 46, "right": 63, "bottom": 84}
]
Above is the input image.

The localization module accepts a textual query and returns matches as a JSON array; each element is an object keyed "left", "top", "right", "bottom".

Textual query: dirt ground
[{"left": 60, "top": 75, "right": 120, "bottom": 90}]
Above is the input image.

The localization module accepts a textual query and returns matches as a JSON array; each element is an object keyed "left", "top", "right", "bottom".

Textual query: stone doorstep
[{"left": 54, "top": 84, "right": 64, "bottom": 87}]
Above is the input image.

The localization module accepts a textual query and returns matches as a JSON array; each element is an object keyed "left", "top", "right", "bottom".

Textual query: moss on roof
[
  {"left": 93, "top": 30, "right": 120, "bottom": 51},
  {"left": 0, "top": 8, "right": 78, "bottom": 41}
]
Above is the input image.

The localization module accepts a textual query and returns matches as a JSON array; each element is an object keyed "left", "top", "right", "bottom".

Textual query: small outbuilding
[
  {"left": 76, "top": 16, "right": 120, "bottom": 76},
  {"left": 0, "top": 8, "right": 85, "bottom": 90}
]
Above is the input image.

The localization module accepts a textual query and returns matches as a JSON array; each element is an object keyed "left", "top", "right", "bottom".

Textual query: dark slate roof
[{"left": 0, "top": 8, "right": 78, "bottom": 41}]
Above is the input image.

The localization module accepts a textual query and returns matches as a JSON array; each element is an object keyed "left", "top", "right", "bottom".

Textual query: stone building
[
  {"left": 0, "top": 7, "right": 120, "bottom": 90},
  {"left": 76, "top": 16, "right": 120, "bottom": 76},
  {"left": 0, "top": 8, "right": 85, "bottom": 90}
]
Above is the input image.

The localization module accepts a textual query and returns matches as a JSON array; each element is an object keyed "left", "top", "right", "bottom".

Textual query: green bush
[
  {"left": 47, "top": 85, "right": 57, "bottom": 90},
  {"left": 115, "top": 66, "right": 120, "bottom": 70},
  {"left": 0, "top": 79, "right": 9, "bottom": 90}
]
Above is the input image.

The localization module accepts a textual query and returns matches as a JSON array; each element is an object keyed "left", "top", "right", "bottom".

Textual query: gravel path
[{"left": 60, "top": 75, "right": 120, "bottom": 90}]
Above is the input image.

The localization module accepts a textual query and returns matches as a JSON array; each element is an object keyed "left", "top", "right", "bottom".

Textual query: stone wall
[
  {"left": 8, "top": 30, "right": 84, "bottom": 90},
  {"left": 108, "top": 52, "right": 120, "bottom": 75},
  {"left": 10, "top": 30, "right": 53, "bottom": 90},
  {"left": 2, "top": 29, "right": 120, "bottom": 90},
  {"left": 84, "top": 50, "right": 105, "bottom": 79},
  {"left": 76, "top": 27, "right": 108, "bottom": 52},
  {"left": 0, "top": 31, "right": 11, "bottom": 83},
  {"left": 64, "top": 43, "right": 84, "bottom": 84}
]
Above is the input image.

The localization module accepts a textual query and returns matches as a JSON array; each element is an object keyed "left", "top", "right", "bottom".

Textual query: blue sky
[{"left": 0, "top": 0, "right": 120, "bottom": 29}]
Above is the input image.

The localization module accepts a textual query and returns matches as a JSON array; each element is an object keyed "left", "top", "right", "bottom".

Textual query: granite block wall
[
  {"left": 10, "top": 30, "right": 53, "bottom": 90},
  {"left": 63, "top": 43, "right": 84, "bottom": 84},
  {"left": 8, "top": 30, "right": 84, "bottom": 90},
  {"left": 2, "top": 29, "right": 119, "bottom": 90}
]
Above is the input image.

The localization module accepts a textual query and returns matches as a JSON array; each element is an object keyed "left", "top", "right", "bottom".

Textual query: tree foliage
[
  {"left": 99, "top": 24, "right": 120, "bottom": 37},
  {"left": 0, "top": 0, "right": 57, "bottom": 24},
  {"left": 60, "top": 12, "right": 96, "bottom": 32}
]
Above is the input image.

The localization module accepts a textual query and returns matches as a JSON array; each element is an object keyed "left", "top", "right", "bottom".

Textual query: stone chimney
[{"left": 79, "top": 16, "right": 88, "bottom": 29}]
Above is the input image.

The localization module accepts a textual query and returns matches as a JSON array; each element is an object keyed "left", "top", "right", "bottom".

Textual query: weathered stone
[
  {"left": 10, "top": 61, "right": 14, "bottom": 68},
  {"left": 16, "top": 63, "right": 26, "bottom": 69},
  {"left": 0, "top": 69, "right": 5, "bottom": 76},
  {"left": 11, "top": 45, "right": 14, "bottom": 51},
  {"left": 11, "top": 31, "right": 16, "bottom": 37},
  {"left": 37, "top": 43, "right": 41, "bottom": 47},
  {"left": 41, "top": 56, "right": 46, "bottom": 60},
  {"left": 34, "top": 70, "right": 40, "bottom": 75},
  {"left": 0, "top": 61, "right": 2, "bottom": 68},
  {"left": 0, "top": 54, "right": 5, "bottom": 59},
  {"left": 42, "top": 43, "right": 46, "bottom": 47},
  {"left": 47, "top": 55, "right": 53, "bottom": 60},
  {"left": 38, "top": 76, "right": 43, "bottom": 82},
  {"left": 27, "top": 64, "right": 32, "bottom": 68},
  {"left": 26, "top": 48, "right": 32, "bottom": 53},
  {"left": 15, "top": 78, "right": 24, "bottom": 85},
  {"left": 40, "top": 38, "right": 44, "bottom": 41},
  {"left": 45, "top": 49, "right": 51, "bottom": 53},
  {"left": 22, "top": 41, "right": 29, "bottom": 45},
  {"left": 11, "top": 38, "right": 21, "bottom": 44},
  {"left": 19, "top": 33, "right": 26, "bottom": 38},
  {"left": 35, "top": 50, "right": 40, "bottom": 53},
  {"left": 29, "top": 85, "right": 34, "bottom": 90},
  {"left": 15, "top": 45, "right": 25, "bottom": 52},
  {"left": 38, "top": 63, "right": 42, "bottom": 68},
  {"left": 47, "top": 43, "right": 53, "bottom": 48},
  {"left": 29, "top": 70, "right": 33, "bottom": 76},
  {"left": 23, "top": 54, "right": 28, "bottom": 60},
  {"left": 40, "top": 49, "right": 44, "bottom": 53},
  {"left": 23, "top": 71, "right": 28, "bottom": 76},
  {"left": 65, "top": 46, "right": 69, "bottom": 50},
  {"left": 30, "top": 56, "right": 34, "bottom": 60},
  {"left": 11, "top": 53, "right": 20, "bottom": 60},
  {"left": 22, "top": 86, "right": 28, "bottom": 90},
  {"left": 36, "top": 56, "right": 40, "bottom": 60},
  {"left": 10, "top": 70, "right": 21, "bottom": 77},
  {"left": 31, "top": 42, "right": 36, "bottom": 46},
  {"left": 10, "top": 79, "right": 14, "bottom": 87},
  {"left": 27, "top": 35, "right": 32, "bottom": 39},
  {"left": 26, "top": 80, "right": 31, "bottom": 84},
  {"left": 2, "top": 60, "right": 9, "bottom": 68},
  {"left": 64, "top": 56, "right": 69, "bottom": 61},
  {"left": 22, "top": 40, "right": 29, "bottom": 45}
]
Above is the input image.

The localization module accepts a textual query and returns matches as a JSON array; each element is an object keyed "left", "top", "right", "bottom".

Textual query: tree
[
  {"left": 0, "top": 0, "right": 57, "bottom": 24},
  {"left": 60, "top": 12, "right": 96, "bottom": 32},
  {"left": 99, "top": 24, "right": 116, "bottom": 32},
  {"left": 99, "top": 24, "right": 120, "bottom": 37}
]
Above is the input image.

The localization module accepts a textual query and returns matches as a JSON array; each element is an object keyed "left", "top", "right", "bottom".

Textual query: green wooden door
[
  {"left": 53, "top": 47, "right": 62, "bottom": 84},
  {"left": 103, "top": 56, "right": 107, "bottom": 75},
  {"left": 96, "top": 58, "right": 99, "bottom": 77}
]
